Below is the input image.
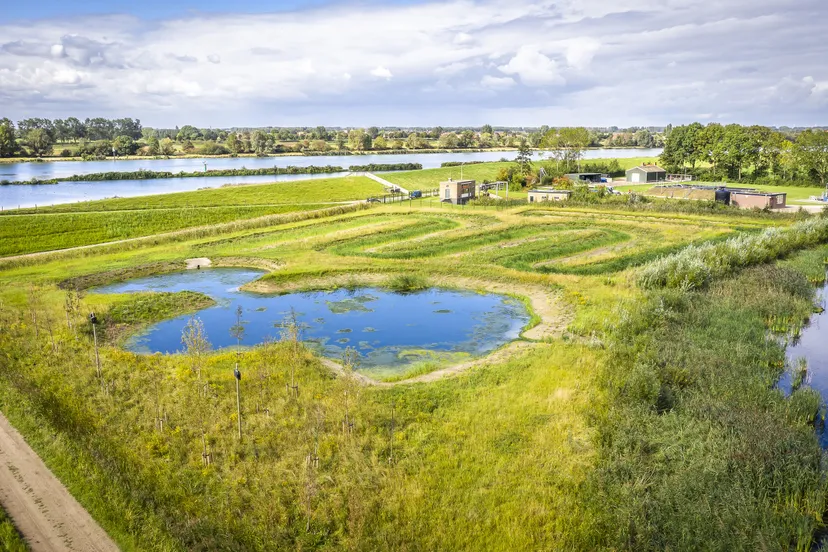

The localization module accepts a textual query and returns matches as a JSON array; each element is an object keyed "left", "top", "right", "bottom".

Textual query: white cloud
[
  {"left": 0, "top": 0, "right": 825, "bottom": 126},
  {"left": 453, "top": 32, "right": 473, "bottom": 45},
  {"left": 564, "top": 38, "right": 601, "bottom": 70},
  {"left": 497, "top": 46, "right": 564, "bottom": 86},
  {"left": 481, "top": 75, "right": 515, "bottom": 90},
  {"left": 370, "top": 66, "right": 393, "bottom": 79}
]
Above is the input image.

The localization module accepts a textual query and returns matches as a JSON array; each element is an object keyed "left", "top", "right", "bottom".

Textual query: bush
[
  {"left": 59, "top": 148, "right": 73, "bottom": 157},
  {"left": 638, "top": 216, "right": 828, "bottom": 289},
  {"left": 385, "top": 273, "right": 430, "bottom": 292}
]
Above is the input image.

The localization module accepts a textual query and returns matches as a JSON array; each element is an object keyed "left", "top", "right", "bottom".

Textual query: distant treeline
[
  {"left": 348, "top": 163, "right": 422, "bottom": 171},
  {"left": 0, "top": 163, "right": 422, "bottom": 185},
  {"left": 441, "top": 161, "right": 485, "bottom": 168}
]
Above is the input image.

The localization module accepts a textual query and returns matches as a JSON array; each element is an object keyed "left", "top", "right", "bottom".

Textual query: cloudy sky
[{"left": 1, "top": 0, "right": 826, "bottom": 128}]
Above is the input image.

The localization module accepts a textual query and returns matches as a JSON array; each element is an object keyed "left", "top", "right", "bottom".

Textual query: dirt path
[{"left": 0, "top": 412, "right": 118, "bottom": 552}]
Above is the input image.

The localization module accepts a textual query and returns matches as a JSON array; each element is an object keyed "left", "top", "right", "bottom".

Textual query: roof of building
[
  {"left": 440, "top": 179, "right": 475, "bottom": 185},
  {"left": 627, "top": 164, "right": 667, "bottom": 173},
  {"left": 529, "top": 188, "right": 572, "bottom": 194},
  {"left": 565, "top": 172, "right": 602, "bottom": 176},
  {"left": 730, "top": 191, "right": 787, "bottom": 198}
]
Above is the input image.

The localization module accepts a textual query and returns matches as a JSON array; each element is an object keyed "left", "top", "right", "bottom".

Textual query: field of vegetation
[
  {"left": 383, "top": 156, "right": 658, "bottom": 190},
  {"left": 614, "top": 182, "right": 828, "bottom": 204},
  {"left": 0, "top": 505, "right": 27, "bottom": 552},
  {"left": 0, "top": 177, "right": 387, "bottom": 256},
  {"left": 1, "top": 181, "right": 828, "bottom": 550}
]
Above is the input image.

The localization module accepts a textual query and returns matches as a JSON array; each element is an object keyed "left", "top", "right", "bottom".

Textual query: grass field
[
  {"left": 0, "top": 176, "right": 387, "bottom": 256},
  {"left": 383, "top": 157, "right": 658, "bottom": 190},
  {"left": 614, "top": 181, "right": 828, "bottom": 204},
  {"left": 5, "top": 176, "right": 384, "bottom": 215},
  {"left": 0, "top": 180, "right": 826, "bottom": 550}
]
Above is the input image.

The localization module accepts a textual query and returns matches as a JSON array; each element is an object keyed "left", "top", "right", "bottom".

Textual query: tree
[
  {"left": 159, "top": 137, "right": 176, "bottom": 156},
  {"left": 634, "top": 129, "right": 655, "bottom": 148},
  {"left": 458, "top": 130, "right": 475, "bottom": 148},
  {"left": 438, "top": 132, "right": 458, "bottom": 149},
  {"left": 25, "top": 128, "right": 54, "bottom": 157},
  {"left": 659, "top": 123, "right": 704, "bottom": 171},
  {"left": 348, "top": 129, "right": 366, "bottom": 150},
  {"left": 794, "top": 129, "right": 828, "bottom": 189},
  {"left": 182, "top": 317, "right": 210, "bottom": 379},
  {"left": 312, "top": 126, "right": 328, "bottom": 141},
  {"left": 112, "top": 135, "right": 135, "bottom": 156},
  {"left": 481, "top": 124, "right": 493, "bottom": 135},
  {"left": 66, "top": 117, "right": 85, "bottom": 142},
  {"left": 406, "top": 132, "right": 425, "bottom": 149},
  {"left": 514, "top": 140, "right": 533, "bottom": 176},
  {"left": 0, "top": 118, "right": 18, "bottom": 158},
  {"left": 176, "top": 125, "right": 201, "bottom": 142},
  {"left": 373, "top": 136, "right": 387, "bottom": 150},
  {"left": 360, "top": 132, "right": 373, "bottom": 150},
  {"left": 146, "top": 135, "right": 160, "bottom": 156},
  {"left": 366, "top": 126, "right": 379, "bottom": 139},
  {"left": 541, "top": 127, "right": 589, "bottom": 171},
  {"left": 251, "top": 130, "right": 270, "bottom": 154},
  {"left": 226, "top": 132, "right": 242, "bottom": 154}
]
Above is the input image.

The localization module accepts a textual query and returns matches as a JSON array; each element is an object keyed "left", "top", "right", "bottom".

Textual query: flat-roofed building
[
  {"left": 730, "top": 191, "right": 787, "bottom": 209},
  {"left": 439, "top": 179, "right": 476, "bottom": 205},
  {"left": 527, "top": 188, "right": 572, "bottom": 203}
]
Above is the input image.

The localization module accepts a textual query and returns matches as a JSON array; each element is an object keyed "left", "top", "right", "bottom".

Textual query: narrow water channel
[{"left": 783, "top": 276, "right": 828, "bottom": 446}]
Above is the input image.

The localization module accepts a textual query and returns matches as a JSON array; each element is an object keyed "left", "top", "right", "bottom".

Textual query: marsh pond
[{"left": 92, "top": 268, "right": 530, "bottom": 378}]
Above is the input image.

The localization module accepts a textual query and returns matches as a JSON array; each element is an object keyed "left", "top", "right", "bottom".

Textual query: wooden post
[
  {"left": 235, "top": 366, "right": 242, "bottom": 441},
  {"left": 92, "top": 323, "right": 101, "bottom": 378}
]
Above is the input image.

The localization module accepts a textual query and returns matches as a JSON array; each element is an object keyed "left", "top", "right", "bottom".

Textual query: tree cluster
[{"left": 661, "top": 123, "right": 828, "bottom": 185}]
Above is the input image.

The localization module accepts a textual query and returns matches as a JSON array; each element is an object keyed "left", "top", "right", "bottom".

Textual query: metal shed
[
  {"left": 564, "top": 173, "right": 602, "bottom": 183},
  {"left": 626, "top": 164, "right": 667, "bottom": 183}
]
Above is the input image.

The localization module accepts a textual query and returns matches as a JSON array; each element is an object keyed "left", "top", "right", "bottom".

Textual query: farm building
[
  {"left": 728, "top": 191, "right": 787, "bottom": 210},
  {"left": 527, "top": 188, "right": 572, "bottom": 203},
  {"left": 626, "top": 164, "right": 667, "bottom": 183},
  {"left": 565, "top": 172, "right": 603, "bottom": 183},
  {"left": 439, "top": 179, "right": 476, "bottom": 205}
]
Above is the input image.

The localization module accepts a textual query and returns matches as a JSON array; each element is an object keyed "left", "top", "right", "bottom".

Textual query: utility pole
[
  {"left": 230, "top": 306, "right": 246, "bottom": 441},
  {"left": 234, "top": 367, "right": 242, "bottom": 441},
  {"left": 89, "top": 313, "right": 101, "bottom": 378}
]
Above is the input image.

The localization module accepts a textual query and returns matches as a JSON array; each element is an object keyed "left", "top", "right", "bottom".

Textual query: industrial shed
[
  {"left": 439, "top": 179, "right": 476, "bottom": 205},
  {"left": 527, "top": 188, "right": 572, "bottom": 203},
  {"left": 565, "top": 173, "right": 603, "bottom": 183},
  {"left": 626, "top": 164, "right": 667, "bottom": 183},
  {"left": 729, "top": 191, "right": 787, "bottom": 210}
]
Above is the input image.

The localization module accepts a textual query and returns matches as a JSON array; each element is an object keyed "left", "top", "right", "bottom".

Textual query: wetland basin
[{"left": 92, "top": 268, "right": 530, "bottom": 378}]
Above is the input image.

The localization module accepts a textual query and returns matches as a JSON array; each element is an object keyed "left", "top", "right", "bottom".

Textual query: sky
[{"left": 1, "top": 0, "right": 827, "bottom": 128}]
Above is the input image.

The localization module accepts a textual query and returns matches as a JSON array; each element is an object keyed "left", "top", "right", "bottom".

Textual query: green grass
[
  {"left": 0, "top": 193, "right": 826, "bottom": 550},
  {"left": 383, "top": 157, "right": 658, "bottom": 191},
  {"left": 0, "top": 205, "right": 322, "bottom": 256},
  {"left": 6, "top": 176, "right": 384, "bottom": 214},
  {"left": 614, "top": 181, "right": 828, "bottom": 205},
  {"left": 0, "top": 505, "right": 27, "bottom": 552}
]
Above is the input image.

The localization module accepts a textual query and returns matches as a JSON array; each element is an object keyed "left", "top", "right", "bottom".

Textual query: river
[{"left": 0, "top": 148, "right": 661, "bottom": 209}]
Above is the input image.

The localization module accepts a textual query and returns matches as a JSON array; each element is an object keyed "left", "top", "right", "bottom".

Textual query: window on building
[{"left": 445, "top": 188, "right": 450, "bottom": 199}]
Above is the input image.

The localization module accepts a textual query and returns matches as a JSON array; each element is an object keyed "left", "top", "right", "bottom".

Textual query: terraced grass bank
[{"left": 0, "top": 192, "right": 825, "bottom": 550}]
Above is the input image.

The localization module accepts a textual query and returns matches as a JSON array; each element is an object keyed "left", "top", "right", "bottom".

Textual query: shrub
[
  {"left": 385, "top": 273, "right": 430, "bottom": 292},
  {"left": 638, "top": 216, "right": 828, "bottom": 289}
]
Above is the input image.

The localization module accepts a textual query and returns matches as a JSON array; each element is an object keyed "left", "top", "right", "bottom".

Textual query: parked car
[
  {"left": 409, "top": 190, "right": 422, "bottom": 199},
  {"left": 367, "top": 197, "right": 381, "bottom": 203}
]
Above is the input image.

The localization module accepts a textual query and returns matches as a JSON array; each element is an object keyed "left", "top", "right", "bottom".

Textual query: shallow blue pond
[{"left": 92, "top": 268, "right": 530, "bottom": 376}]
